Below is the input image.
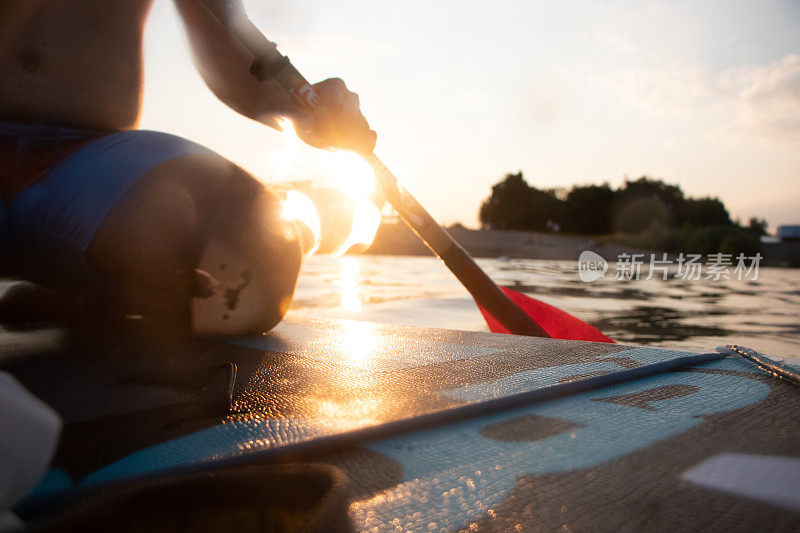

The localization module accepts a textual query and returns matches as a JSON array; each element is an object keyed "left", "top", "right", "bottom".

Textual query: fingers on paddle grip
[{"left": 298, "top": 78, "right": 377, "bottom": 154}]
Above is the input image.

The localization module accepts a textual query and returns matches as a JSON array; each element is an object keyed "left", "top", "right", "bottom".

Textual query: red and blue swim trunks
[{"left": 0, "top": 120, "right": 212, "bottom": 287}]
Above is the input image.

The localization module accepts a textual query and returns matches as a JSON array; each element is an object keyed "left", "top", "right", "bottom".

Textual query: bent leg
[
  {"left": 8, "top": 129, "right": 302, "bottom": 336},
  {"left": 86, "top": 153, "right": 302, "bottom": 336}
]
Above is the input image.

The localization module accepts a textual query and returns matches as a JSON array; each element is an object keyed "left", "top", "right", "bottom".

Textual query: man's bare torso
[{"left": 0, "top": 0, "right": 155, "bottom": 131}]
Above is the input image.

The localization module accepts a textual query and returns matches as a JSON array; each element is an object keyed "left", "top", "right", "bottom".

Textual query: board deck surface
[{"left": 1, "top": 317, "right": 798, "bottom": 531}]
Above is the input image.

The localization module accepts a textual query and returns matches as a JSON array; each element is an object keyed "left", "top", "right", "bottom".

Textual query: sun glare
[
  {"left": 280, "top": 190, "right": 321, "bottom": 256},
  {"left": 331, "top": 197, "right": 382, "bottom": 256},
  {"left": 325, "top": 150, "right": 377, "bottom": 201},
  {"left": 338, "top": 318, "right": 380, "bottom": 367},
  {"left": 337, "top": 256, "right": 362, "bottom": 312},
  {"left": 273, "top": 118, "right": 301, "bottom": 180},
  {"left": 270, "top": 118, "right": 383, "bottom": 254}
]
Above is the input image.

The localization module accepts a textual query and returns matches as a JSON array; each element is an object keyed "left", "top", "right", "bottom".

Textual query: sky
[{"left": 140, "top": 0, "right": 800, "bottom": 231}]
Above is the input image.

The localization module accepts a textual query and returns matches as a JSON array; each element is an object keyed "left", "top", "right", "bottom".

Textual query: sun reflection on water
[{"left": 337, "top": 256, "right": 363, "bottom": 312}]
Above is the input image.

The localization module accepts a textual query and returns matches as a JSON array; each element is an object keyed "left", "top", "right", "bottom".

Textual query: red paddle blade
[{"left": 478, "top": 286, "right": 615, "bottom": 343}]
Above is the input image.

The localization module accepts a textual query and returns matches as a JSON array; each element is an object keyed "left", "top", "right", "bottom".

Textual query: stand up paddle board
[{"left": 2, "top": 317, "right": 798, "bottom": 531}]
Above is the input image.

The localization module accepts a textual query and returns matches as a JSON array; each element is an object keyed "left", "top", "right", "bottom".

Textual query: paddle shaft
[{"left": 201, "top": 0, "right": 547, "bottom": 337}]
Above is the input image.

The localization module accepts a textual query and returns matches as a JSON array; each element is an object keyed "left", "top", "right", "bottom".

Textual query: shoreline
[
  {"left": 364, "top": 223, "right": 799, "bottom": 266},
  {"left": 365, "top": 223, "right": 648, "bottom": 261}
]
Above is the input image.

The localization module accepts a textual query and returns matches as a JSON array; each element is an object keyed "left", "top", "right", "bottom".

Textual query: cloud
[
  {"left": 596, "top": 31, "right": 638, "bottom": 56},
  {"left": 524, "top": 88, "right": 568, "bottom": 125},
  {"left": 731, "top": 55, "right": 800, "bottom": 144},
  {"left": 601, "top": 54, "right": 800, "bottom": 145}
]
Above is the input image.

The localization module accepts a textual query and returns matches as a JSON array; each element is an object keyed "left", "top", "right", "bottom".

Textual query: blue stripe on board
[{"left": 360, "top": 364, "right": 770, "bottom": 531}]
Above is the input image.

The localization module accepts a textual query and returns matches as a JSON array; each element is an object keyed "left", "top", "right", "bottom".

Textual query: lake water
[{"left": 289, "top": 254, "right": 800, "bottom": 358}]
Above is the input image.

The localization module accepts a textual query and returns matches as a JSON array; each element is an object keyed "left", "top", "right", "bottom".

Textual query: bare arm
[
  {"left": 173, "top": 0, "right": 376, "bottom": 152},
  {"left": 0, "top": 0, "right": 46, "bottom": 62},
  {"left": 173, "top": 0, "right": 287, "bottom": 126}
]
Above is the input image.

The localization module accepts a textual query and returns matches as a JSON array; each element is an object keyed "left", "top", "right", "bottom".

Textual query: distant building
[
  {"left": 762, "top": 225, "right": 800, "bottom": 267},
  {"left": 777, "top": 225, "right": 800, "bottom": 242}
]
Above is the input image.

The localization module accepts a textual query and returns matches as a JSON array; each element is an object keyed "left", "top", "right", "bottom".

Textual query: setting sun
[{"left": 271, "top": 118, "right": 382, "bottom": 256}]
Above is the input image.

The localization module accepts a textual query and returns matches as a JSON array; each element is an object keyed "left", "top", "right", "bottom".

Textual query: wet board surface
[{"left": 2, "top": 317, "right": 799, "bottom": 531}]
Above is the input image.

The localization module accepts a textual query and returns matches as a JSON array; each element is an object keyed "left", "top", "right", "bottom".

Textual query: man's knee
[
  {"left": 193, "top": 178, "right": 304, "bottom": 335},
  {"left": 191, "top": 230, "right": 302, "bottom": 336}
]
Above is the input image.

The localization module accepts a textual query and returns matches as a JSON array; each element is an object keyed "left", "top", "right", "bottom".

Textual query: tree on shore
[
  {"left": 479, "top": 172, "right": 562, "bottom": 231},
  {"left": 562, "top": 184, "right": 615, "bottom": 235},
  {"left": 747, "top": 217, "right": 769, "bottom": 237},
  {"left": 478, "top": 172, "right": 765, "bottom": 256}
]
